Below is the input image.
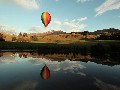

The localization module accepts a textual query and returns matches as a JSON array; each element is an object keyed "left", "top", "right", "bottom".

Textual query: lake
[{"left": 0, "top": 52, "right": 120, "bottom": 90}]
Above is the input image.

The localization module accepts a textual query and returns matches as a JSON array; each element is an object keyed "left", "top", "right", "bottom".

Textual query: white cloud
[
  {"left": 62, "top": 17, "right": 87, "bottom": 32},
  {"left": 77, "top": 17, "right": 88, "bottom": 22},
  {"left": 50, "top": 20, "right": 62, "bottom": 30},
  {"left": 77, "top": 0, "right": 90, "bottom": 3},
  {"left": 29, "top": 26, "right": 43, "bottom": 33},
  {"left": 6, "top": 27, "right": 16, "bottom": 34},
  {"left": 95, "top": 0, "right": 120, "bottom": 16},
  {"left": 0, "top": 0, "right": 39, "bottom": 10},
  {"left": 55, "top": 0, "right": 91, "bottom": 3},
  {"left": 0, "top": 24, "right": 16, "bottom": 34},
  {"left": 14, "top": 0, "right": 39, "bottom": 9},
  {"left": 29, "top": 17, "right": 87, "bottom": 33},
  {"left": 55, "top": 0, "right": 59, "bottom": 2}
]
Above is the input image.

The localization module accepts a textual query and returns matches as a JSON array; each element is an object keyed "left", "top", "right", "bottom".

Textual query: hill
[{"left": 0, "top": 28, "right": 120, "bottom": 43}]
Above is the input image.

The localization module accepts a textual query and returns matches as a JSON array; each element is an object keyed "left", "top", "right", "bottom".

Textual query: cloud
[
  {"left": 62, "top": 17, "right": 87, "bottom": 32},
  {"left": 29, "top": 26, "right": 43, "bottom": 33},
  {"left": 0, "top": 0, "right": 39, "bottom": 10},
  {"left": 95, "top": 0, "right": 120, "bottom": 16},
  {"left": 13, "top": 0, "right": 39, "bottom": 9},
  {"left": 77, "top": 17, "right": 88, "bottom": 21},
  {"left": 55, "top": 0, "right": 91, "bottom": 3},
  {"left": 55, "top": 0, "right": 59, "bottom": 2},
  {"left": 50, "top": 20, "right": 62, "bottom": 30},
  {"left": 29, "top": 17, "right": 87, "bottom": 33},
  {"left": 77, "top": 0, "right": 90, "bottom": 3},
  {"left": 0, "top": 24, "right": 16, "bottom": 34},
  {"left": 51, "top": 17, "right": 87, "bottom": 32},
  {"left": 94, "top": 77, "right": 120, "bottom": 90}
]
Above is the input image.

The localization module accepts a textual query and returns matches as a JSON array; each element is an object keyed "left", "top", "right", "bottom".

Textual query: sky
[{"left": 0, "top": 0, "right": 120, "bottom": 34}]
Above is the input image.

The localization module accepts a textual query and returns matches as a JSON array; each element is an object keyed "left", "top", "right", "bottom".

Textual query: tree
[
  {"left": 18, "top": 32, "right": 22, "bottom": 36},
  {"left": 17, "top": 32, "right": 23, "bottom": 42},
  {"left": 31, "top": 35, "right": 38, "bottom": 41},
  {"left": 23, "top": 33, "right": 31, "bottom": 42},
  {"left": 12, "top": 34, "right": 17, "bottom": 41},
  {"left": 82, "top": 31, "right": 89, "bottom": 39},
  {"left": 0, "top": 33, "right": 5, "bottom": 41}
]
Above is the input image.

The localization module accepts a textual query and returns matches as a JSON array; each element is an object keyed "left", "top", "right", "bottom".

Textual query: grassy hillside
[{"left": 36, "top": 34, "right": 96, "bottom": 44}]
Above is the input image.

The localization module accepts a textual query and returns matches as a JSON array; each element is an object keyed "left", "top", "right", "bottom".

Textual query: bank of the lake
[{"left": 0, "top": 41, "right": 120, "bottom": 56}]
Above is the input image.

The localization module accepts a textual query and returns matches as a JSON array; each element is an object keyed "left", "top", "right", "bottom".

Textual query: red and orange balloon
[
  {"left": 41, "top": 12, "right": 51, "bottom": 27},
  {"left": 40, "top": 65, "right": 50, "bottom": 80}
]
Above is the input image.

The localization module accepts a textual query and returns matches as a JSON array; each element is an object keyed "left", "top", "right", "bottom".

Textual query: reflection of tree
[
  {"left": 18, "top": 53, "right": 28, "bottom": 58},
  {"left": 19, "top": 54, "right": 22, "bottom": 58},
  {"left": 23, "top": 54, "right": 27, "bottom": 58},
  {"left": 0, "top": 52, "right": 3, "bottom": 57},
  {"left": 0, "top": 49, "right": 120, "bottom": 66},
  {"left": 90, "top": 44, "right": 106, "bottom": 59}
]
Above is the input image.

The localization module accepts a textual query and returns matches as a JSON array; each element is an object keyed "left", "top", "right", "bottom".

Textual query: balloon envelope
[
  {"left": 40, "top": 65, "right": 50, "bottom": 80},
  {"left": 41, "top": 12, "right": 51, "bottom": 27}
]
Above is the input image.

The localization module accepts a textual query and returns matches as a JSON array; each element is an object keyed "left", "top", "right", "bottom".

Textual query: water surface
[{"left": 0, "top": 52, "right": 120, "bottom": 90}]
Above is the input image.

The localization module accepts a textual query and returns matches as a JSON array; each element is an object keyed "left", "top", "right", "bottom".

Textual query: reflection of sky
[
  {"left": 29, "top": 58, "right": 86, "bottom": 76},
  {"left": 0, "top": 55, "right": 120, "bottom": 90},
  {"left": 0, "top": 53, "right": 87, "bottom": 76},
  {"left": 94, "top": 77, "right": 120, "bottom": 90}
]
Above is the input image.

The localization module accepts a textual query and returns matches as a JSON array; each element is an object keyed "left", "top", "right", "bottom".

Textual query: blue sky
[{"left": 0, "top": 0, "right": 120, "bottom": 34}]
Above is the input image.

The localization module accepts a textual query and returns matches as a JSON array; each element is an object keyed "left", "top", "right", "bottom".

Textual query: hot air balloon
[
  {"left": 40, "top": 65, "right": 50, "bottom": 80},
  {"left": 41, "top": 12, "right": 51, "bottom": 27}
]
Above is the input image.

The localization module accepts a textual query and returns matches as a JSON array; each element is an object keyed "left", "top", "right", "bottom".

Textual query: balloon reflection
[{"left": 40, "top": 64, "right": 50, "bottom": 80}]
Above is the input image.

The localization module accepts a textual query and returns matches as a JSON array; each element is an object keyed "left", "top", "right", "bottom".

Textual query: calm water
[{"left": 0, "top": 52, "right": 120, "bottom": 90}]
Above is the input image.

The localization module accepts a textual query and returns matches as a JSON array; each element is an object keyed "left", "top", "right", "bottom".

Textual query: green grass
[{"left": 0, "top": 41, "right": 120, "bottom": 51}]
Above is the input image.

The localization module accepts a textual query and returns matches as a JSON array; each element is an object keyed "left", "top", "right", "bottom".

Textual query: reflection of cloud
[
  {"left": 14, "top": 81, "right": 38, "bottom": 90},
  {"left": 76, "top": 72, "right": 86, "bottom": 76},
  {"left": 94, "top": 77, "right": 120, "bottom": 90},
  {"left": 0, "top": 56, "right": 17, "bottom": 64},
  {"left": 53, "top": 66, "right": 61, "bottom": 71},
  {"left": 0, "top": 53, "right": 86, "bottom": 76},
  {"left": 62, "top": 60, "right": 86, "bottom": 76},
  {"left": 29, "top": 59, "right": 86, "bottom": 76}
]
